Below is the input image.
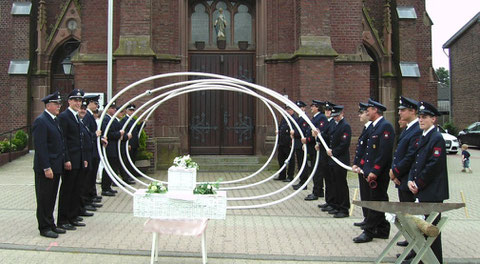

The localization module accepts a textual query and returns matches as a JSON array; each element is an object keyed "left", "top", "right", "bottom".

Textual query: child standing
[{"left": 461, "top": 144, "right": 472, "bottom": 173}]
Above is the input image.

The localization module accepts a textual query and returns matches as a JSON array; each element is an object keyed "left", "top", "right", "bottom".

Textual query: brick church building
[{"left": 1, "top": 0, "right": 437, "bottom": 165}]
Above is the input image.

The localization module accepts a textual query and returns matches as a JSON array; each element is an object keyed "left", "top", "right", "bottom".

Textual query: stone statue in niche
[{"left": 214, "top": 8, "right": 227, "bottom": 41}]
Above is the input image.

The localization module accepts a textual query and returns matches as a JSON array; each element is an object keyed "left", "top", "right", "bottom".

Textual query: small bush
[
  {"left": 136, "top": 130, "right": 153, "bottom": 160},
  {"left": 443, "top": 121, "right": 458, "bottom": 136},
  {"left": 14, "top": 130, "right": 28, "bottom": 150},
  {"left": 0, "top": 139, "right": 15, "bottom": 153}
]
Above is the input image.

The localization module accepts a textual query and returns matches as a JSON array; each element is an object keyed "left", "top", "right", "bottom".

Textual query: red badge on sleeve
[
  {"left": 343, "top": 133, "right": 348, "bottom": 139},
  {"left": 433, "top": 147, "right": 441, "bottom": 157},
  {"left": 374, "top": 164, "right": 381, "bottom": 170},
  {"left": 320, "top": 122, "right": 324, "bottom": 127},
  {"left": 383, "top": 131, "right": 390, "bottom": 139}
]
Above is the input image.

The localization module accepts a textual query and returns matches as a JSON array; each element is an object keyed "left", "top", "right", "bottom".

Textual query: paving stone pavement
[{"left": 0, "top": 149, "right": 479, "bottom": 264}]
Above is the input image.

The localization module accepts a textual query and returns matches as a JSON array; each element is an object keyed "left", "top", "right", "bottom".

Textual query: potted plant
[
  {"left": 238, "top": 41, "right": 248, "bottom": 50},
  {"left": 135, "top": 130, "right": 154, "bottom": 171}
]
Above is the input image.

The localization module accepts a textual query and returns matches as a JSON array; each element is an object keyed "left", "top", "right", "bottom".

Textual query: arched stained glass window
[
  {"left": 234, "top": 5, "right": 251, "bottom": 44},
  {"left": 191, "top": 4, "right": 209, "bottom": 43}
]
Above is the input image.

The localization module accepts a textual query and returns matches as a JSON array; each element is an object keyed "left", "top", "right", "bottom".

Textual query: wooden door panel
[{"left": 189, "top": 53, "right": 255, "bottom": 155}]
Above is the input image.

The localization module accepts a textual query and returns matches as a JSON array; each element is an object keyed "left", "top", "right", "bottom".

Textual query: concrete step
[{"left": 191, "top": 155, "right": 277, "bottom": 172}]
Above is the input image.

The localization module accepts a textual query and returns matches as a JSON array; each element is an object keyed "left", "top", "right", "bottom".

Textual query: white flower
[
  {"left": 151, "top": 185, "right": 158, "bottom": 191},
  {"left": 207, "top": 184, "right": 212, "bottom": 189}
]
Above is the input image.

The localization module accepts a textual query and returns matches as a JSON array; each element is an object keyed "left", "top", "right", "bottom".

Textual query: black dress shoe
[
  {"left": 282, "top": 178, "right": 293, "bottom": 182},
  {"left": 91, "top": 203, "right": 103, "bottom": 208},
  {"left": 40, "top": 230, "right": 58, "bottom": 238},
  {"left": 71, "top": 221, "right": 86, "bottom": 227},
  {"left": 318, "top": 203, "right": 329, "bottom": 209},
  {"left": 52, "top": 227, "right": 66, "bottom": 234},
  {"left": 59, "top": 223, "right": 76, "bottom": 231},
  {"left": 80, "top": 211, "right": 94, "bottom": 217},
  {"left": 321, "top": 205, "right": 334, "bottom": 212},
  {"left": 293, "top": 184, "right": 307, "bottom": 190},
  {"left": 353, "top": 220, "right": 367, "bottom": 227},
  {"left": 304, "top": 194, "right": 318, "bottom": 201},
  {"left": 353, "top": 232, "right": 373, "bottom": 243},
  {"left": 397, "top": 240, "right": 408, "bottom": 247},
  {"left": 75, "top": 216, "right": 83, "bottom": 222},
  {"left": 109, "top": 188, "right": 118, "bottom": 193},
  {"left": 334, "top": 212, "right": 349, "bottom": 218},
  {"left": 94, "top": 195, "right": 103, "bottom": 200},
  {"left": 84, "top": 205, "right": 97, "bottom": 211},
  {"left": 124, "top": 179, "right": 136, "bottom": 184},
  {"left": 396, "top": 250, "right": 416, "bottom": 260},
  {"left": 273, "top": 177, "right": 286, "bottom": 181},
  {"left": 102, "top": 190, "right": 116, "bottom": 197},
  {"left": 328, "top": 209, "right": 339, "bottom": 215}
]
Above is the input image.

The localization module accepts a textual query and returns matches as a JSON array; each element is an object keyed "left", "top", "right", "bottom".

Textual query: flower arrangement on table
[
  {"left": 173, "top": 154, "right": 199, "bottom": 170},
  {"left": 146, "top": 181, "right": 168, "bottom": 194},
  {"left": 194, "top": 179, "right": 221, "bottom": 195}
]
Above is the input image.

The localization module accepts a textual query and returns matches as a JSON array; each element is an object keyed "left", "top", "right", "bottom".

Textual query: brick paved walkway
[{"left": 0, "top": 149, "right": 478, "bottom": 263}]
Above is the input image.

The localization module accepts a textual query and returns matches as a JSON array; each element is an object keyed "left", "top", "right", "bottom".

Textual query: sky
[{"left": 426, "top": 0, "right": 480, "bottom": 70}]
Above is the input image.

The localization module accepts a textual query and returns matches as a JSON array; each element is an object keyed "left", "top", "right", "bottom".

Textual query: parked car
[
  {"left": 458, "top": 122, "right": 480, "bottom": 147},
  {"left": 437, "top": 126, "right": 459, "bottom": 154}
]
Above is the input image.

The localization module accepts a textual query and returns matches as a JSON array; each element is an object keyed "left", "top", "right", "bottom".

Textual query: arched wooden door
[{"left": 189, "top": 53, "right": 255, "bottom": 155}]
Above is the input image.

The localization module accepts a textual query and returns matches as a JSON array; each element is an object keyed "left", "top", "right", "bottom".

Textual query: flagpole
[{"left": 107, "top": 0, "right": 113, "bottom": 101}]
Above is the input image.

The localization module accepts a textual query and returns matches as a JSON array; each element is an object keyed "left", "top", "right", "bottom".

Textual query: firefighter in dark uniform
[
  {"left": 351, "top": 102, "right": 372, "bottom": 227},
  {"left": 101, "top": 102, "right": 130, "bottom": 196},
  {"left": 32, "top": 92, "right": 66, "bottom": 238},
  {"left": 292, "top": 101, "right": 310, "bottom": 190},
  {"left": 325, "top": 105, "right": 351, "bottom": 218},
  {"left": 304, "top": 100, "right": 328, "bottom": 200},
  {"left": 317, "top": 101, "right": 337, "bottom": 211},
  {"left": 274, "top": 105, "right": 296, "bottom": 181},
  {"left": 82, "top": 95, "right": 103, "bottom": 206},
  {"left": 57, "top": 89, "right": 88, "bottom": 231},
  {"left": 353, "top": 99, "right": 395, "bottom": 243},
  {"left": 389, "top": 96, "right": 423, "bottom": 247},
  {"left": 119, "top": 104, "right": 143, "bottom": 184},
  {"left": 407, "top": 101, "right": 448, "bottom": 263}
]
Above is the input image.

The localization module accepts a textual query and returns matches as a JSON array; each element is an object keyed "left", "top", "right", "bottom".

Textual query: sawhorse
[{"left": 353, "top": 201, "right": 464, "bottom": 264}]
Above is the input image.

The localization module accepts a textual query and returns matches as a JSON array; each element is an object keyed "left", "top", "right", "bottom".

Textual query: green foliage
[
  {"left": 193, "top": 179, "right": 222, "bottom": 195},
  {"left": 136, "top": 130, "right": 154, "bottom": 160},
  {"left": 443, "top": 121, "right": 458, "bottom": 136},
  {"left": 0, "top": 139, "right": 15, "bottom": 153},
  {"left": 435, "top": 67, "right": 450, "bottom": 86},
  {"left": 13, "top": 130, "right": 28, "bottom": 150}
]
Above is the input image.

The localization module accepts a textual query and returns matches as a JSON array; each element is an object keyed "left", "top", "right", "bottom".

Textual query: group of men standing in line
[
  {"left": 33, "top": 89, "right": 142, "bottom": 239},
  {"left": 276, "top": 97, "right": 449, "bottom": 263}
]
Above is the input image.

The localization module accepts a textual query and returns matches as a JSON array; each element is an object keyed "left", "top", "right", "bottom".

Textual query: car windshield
[{"left": 466, "top": 123, "right": 479, "bottom": 130}]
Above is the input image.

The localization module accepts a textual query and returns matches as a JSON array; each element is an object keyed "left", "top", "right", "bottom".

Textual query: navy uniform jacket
[
  {"left": 277, "top": 115, "right": 293, "bottom": 147},
  {"left": 101, "top": 115, "right": 124, "bottom": 158},
  {"left": 32, "top": 111, "right": 65, "bottom": 174},
  {"left": 80, "top": 119, "right": 93, "bottom": 165},
  {"left": 363, "top": 117, "right": 395, "bottom": 178},
  {"left": 293, "top": 114, "right": 309, "bottom": 150},
  {"left": 353, "top": 122, "right": 372, "bottom": 168},
  {"left": 306, "top": 113, "right": 328, "bottom": 147},
  {"left": 328, "top": 118, "right": 351, "bottom": 166},
  {"left": 318, "top": 118, "right": 335, "bottom": 163},
  {"left": 408, "top": 127, "right": 449, "bottom": 202},
  {"left": 119, "top": 115, "right": 142, "bottom": 150},
  {"left": 83, "top": 110, "right": 99, "bottom": 159},
  {"left": 391, "top": 121, "right": 422, "bottom": 191},
  {"left": 58, "top": 109, "right": 84, "bottom": 170}
]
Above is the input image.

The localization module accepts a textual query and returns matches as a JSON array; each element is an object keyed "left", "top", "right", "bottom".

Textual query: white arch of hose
[
  {"left": 117, "top": 80, "right": 304, "bottom": 190},
  {"left": 110, "top": 80, "right": 307, "bottom": 197},
  {"left": 97, "top": 72, "right": 352, "bottom": 209}
]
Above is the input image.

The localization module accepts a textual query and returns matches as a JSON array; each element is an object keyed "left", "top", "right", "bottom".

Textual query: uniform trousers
[
  {"left": 58, "top": 168, "right": 82, "bottom": 225},
  {"left": 35, "top": 171, "right": 60, "bottom": 232},
  {"left": 309, "top": 150, "right": 324, "bottom": 197},
  {"left": 398, "top": 188, "right": 415, "bottom": 202},
  {"left": 358, "top": 173, "right": 371, "bottom": 219},
  {"left": 321, "top": 159, "right": 334, "bottom": 205},
  {"left": 277, "top": 145, "right": 295, "bottom": 180},
  {"left": 102, "top": 157, "right": 121, "bottom": 191},
  {"left": 86, "top": 157, "right": 100, "bottom": 199},
  {"left": 329, "top": 164, "right": 350, "bottom": 213},
  {"left": 296, "top": 148, "right": 309, "bottom": 185},
  {"left": 364, "top": 173, "right": 390, "bottom": 237}
]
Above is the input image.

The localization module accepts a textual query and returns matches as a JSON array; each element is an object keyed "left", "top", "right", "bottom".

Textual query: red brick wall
[
  {"left": 450, "top": 22, "right": 480, "bottom": 130},
  {"left": 152, "top": 0, "right": 179, "bottom": 54},
  {"left": 0, "top": 0, "right": 30, "bottom": 133},
  {"left": 330, "top": 0, "right": 363, "bottom": 54}
]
